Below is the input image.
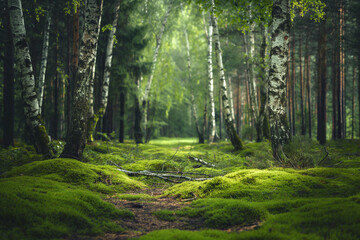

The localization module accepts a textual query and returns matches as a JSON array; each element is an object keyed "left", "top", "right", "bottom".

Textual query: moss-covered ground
[{"left": 0, "top": 137, "right": 359, "bottom": 239}]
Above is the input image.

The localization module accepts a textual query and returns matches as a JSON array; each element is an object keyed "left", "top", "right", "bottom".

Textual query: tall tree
[
  {"left": 317, "top": 17, "right": 327, "bottom": 144},
  {"left": 2, "top": 0, "right": 14, "bottom": 147},
  {"left": 268, "top": 0, "right": 291, "bottom": 160},
  {"left": 299, "top": 35, "right": 305, "bottom": 135},
  {"left": 8, "top": 0, "right": 53, "bottom": 156},
  {"left": 61, "top": 0, "right": 103, "bottom": 159},
  {"left": 204, "top": 12, "right": 217, "bottom": 143},
  {"left": 88, "top": 0, "right": 121, "bottom": 142},
  {"left": 305, "top": 30, "right": 312, "bottom": 139},
  {"left": 211, "top": 0, "right": 243, "bottom": 150},
  {"left": 37, "top": 3, "right": 52, "bottom": 114},
  {"left": 143, "top": 3, "right": 172, "bottom": 142}
]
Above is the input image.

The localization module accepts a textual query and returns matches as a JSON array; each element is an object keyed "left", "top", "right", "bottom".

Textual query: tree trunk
[
  {"left": 291, "top": 32, "right": 296, "bottom": 136},
  {"left": 8, "top": 0, "right": 53, "bottom": 156},
  {"left": 88, "top": 0, "right": 120, "bottom": 142},
  {"left": 236, "top": 74, "right": 242, "bottom": 137},
  {"left": 3, "top": 0, "right": 14, "bottom": 147},
  {"left": 183, "top": 5, "right": 204, "bottom": 144},
  {"left": 119, "top": 90, "right": 125, "bottom": 143},
  {"left": 299, "top": 36, "right": 305, "bottom": 135},
  {"left": 228, "top": 76, "right": 236, "bottom": 128},
  {"left": 287, "top": 39, "right": 292, "bottom": 137},
  {"left": 51, "top": 10, "right": 59, "bottom": 139},
  {"left": 61, "top": 0, "right": 103, "bottom": 159},
  {"left": 352, "top": 60, "right": 356, "bottom": 139},
  {"left": 268, "top": 0, "right": 291, "bottom": 160},
  {"left": 143, "top": 3, "right": 172, "bottom": 139},
  {"left": 211, "top": 0, "right": 243, "bottom": 150},
  {"left": 206, "top": 13, "right": 216, "bottom": 143},
  {"left": 317, "top": 18, "right": 327, "bottom": 145},
  {"left": 257, "top": 25, "right": 270, "bottom": 141},
  {"left": 37, "top": 3, "right": 52, "bottom": 114},
  {"left": 305, "top": 31, "right": 312, "bottom": 139},
  {"left": 338, "top": 0, "right": 345, "bottom": 139},
  {"left": 134, "top": 72, "right": 143, "bottom": 144}
]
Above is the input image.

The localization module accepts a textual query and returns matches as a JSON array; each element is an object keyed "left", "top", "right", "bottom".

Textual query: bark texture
[
  {"left": 268, "top": 0, "right": 291, "bottom": 160},
  {"left": 207, "top": 13, "right": 216, "bottom": 143},
  {"left": 211, "top": 0, "right": 243, "bottom": 150},
  {"left": 317, "top": 23, "right": 325, "bottom": 143},
  {"left": 3, "top": 0, "right": 14, "bottom": 147},
  {"left": 61, "top": 0, "right": 103, "bottom": 159},
  {"left": 8, "top": 0, "right": 53, "bottom": 156},
  {"left": 37, "top": 3, "right": 52, "bottom": 113},
  {"left": 88, "top": 0, "right": 120, "bottom": 141}
]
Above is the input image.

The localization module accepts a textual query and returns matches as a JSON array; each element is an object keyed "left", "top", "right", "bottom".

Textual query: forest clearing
[
  {"left": 1, "top": 138, "right": 360, "bottom": 239},
  {"left": 1, "top": 0, "right": 360, "bottom": 239}
]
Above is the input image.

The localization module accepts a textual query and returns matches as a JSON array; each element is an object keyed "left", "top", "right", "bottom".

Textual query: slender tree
[
  {"left": 317, "top": 17, "right": 327, "bottom": 144},
  {"left": 61, "top": 0, "right": 103, "bottom": 159},
  {"left": 37, "top": 3, "right": 52, "bottom": 114},
  {"left": 211, "top": 0, "right": 243, "bottom": 150},
  {"left": 3, "top": 0, "right": 14, "bottom": 147},
  {"left": 268, "top": 0, "right": 291, "bottom": 160},
  {"left": 88, "top": 0, "right": 121, "bottom": 142},
  {"left": 305, "top": 31, "right": 312, "bottom": 139},
  {"left": 299, "top": 36, "right": 305, "bottom": 135},
  {"left": 8, "top": 0, "right": 53, "bottom": 156}
]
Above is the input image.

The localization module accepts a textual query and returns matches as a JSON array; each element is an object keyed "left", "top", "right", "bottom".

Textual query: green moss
[
  {"left": 0, "top": 176, "right": 133, "bottom": 239},
  {"left": 153, "top": 210, "right": 176, "bottom": 222},
  {"left": 178, "top": 198, "right": 268, "bottom": 229},
  {"left": 123, "top": 159, "right": 179, "bottom": 171},
  {"left": 4, "top": 158, "right": 146, "bottom": 193},
  {"left": 165, "top": 168, "right": 360, "bottom": 200}
]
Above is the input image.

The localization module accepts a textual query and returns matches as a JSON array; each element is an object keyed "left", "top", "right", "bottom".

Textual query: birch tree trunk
[
  {"left": 228, "top": 76, "right": 236, "bottom": 126},
  {"left": 88, "top": 0, "right": 120, "bottom": 141},
  {"left": 143, "top": 3, "right": 172, "bottom": 139},
  {"left": 61, "top": 0, "right": 103, "bottom": 159},
  {"left": 211, "top": 0, "right": 243, "bottom": 150},
  {"left": 268, "top": 0, "right": 291, "bottom": 160},
  {"left": 206, "top": 13, "right": 216, "bottom": 143},
  {"left": 8, "top": 0, "right": 53, "bottom": 156},
  {"left": 257, "top": 25, "right": 270, "bottom": 141},
  {"left": 183, "top": 14, "right": 204, "bottom": 143},
  {"left": 37, "top": 3, "right": 52, "bottom": 114},
  {"left": 3, "top": 0, "right": 14, "bottom": 147}
]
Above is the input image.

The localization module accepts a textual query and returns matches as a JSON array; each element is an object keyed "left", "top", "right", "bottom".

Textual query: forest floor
[{"left": 1, "top": 137, "right": 360, "bottom": 239}]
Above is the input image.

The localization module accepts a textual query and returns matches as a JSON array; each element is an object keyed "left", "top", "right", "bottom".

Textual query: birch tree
[
  {"left": 143, "top": 3, "right": 172, "bottom": 141},
  {"left": 268, "top": 0, "right": 291, "bottom": 160},
  {"left": 37, "top": 3, "right": 52, "bottom": 114},
  {"left": 211, "top": 0, "right": 243, "bottom": 150},
  {"left": 8, "top": 0, "right": 53, "bottom": 156},
  {"left": 87, "top": 0, "right": 120, "bottom": 141},
  {"left": 61, "top": 0, "right": 103, "bottom": 159},
  {"left": 205, "top": 12, "right": 216, "bottom": 143}
]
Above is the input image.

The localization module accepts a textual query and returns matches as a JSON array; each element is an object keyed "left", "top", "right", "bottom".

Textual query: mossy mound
[
  {"left": 115, "top": 193, "right": 156, "bottom": 200},
  {"left": 123, "top": 159, "right": 180, "bottom": 172},
  {"left": 153, "top": 210, "right": 176, "bottom": 222},
  {"left": 0, "top": 176, "right": 133, "bottom": 239},
  {"left": 178, "top": 198, "right": 268, "bottom": 229},
  {"left": 138, "top": 229, "right": 235, "bottom": 240},
  {"left": 4, "top": 158, "right": 146, "bottom": 194},
  {"left": 165, "top": 168, "right": 360, "bottom": 200}
]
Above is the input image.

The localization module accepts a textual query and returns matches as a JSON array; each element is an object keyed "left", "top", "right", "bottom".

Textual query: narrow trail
[{"left": 92, "top": 188, "right": 200, "bottom": 240}]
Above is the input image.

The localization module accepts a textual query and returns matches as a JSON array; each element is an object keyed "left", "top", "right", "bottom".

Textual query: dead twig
[
  {"left": 109, "top": 161, "right": 212, "bottom": 182},
  {"left": 180, "top": 192, "right": 197, "bottom": 202},
  {"left": 188, "top": 156, "right": 216, "bottom": 168}
]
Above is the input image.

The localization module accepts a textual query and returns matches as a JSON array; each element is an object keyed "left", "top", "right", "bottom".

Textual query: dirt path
[{"left": 92, "top": 188, "right": 199, "bottom": 240}]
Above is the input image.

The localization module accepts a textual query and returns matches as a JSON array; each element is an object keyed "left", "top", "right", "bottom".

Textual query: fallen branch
[
  {"left": 317, "top": 146, "right": 329, "bottom": 166},
  {"left": 188, "top": 156, "right": 216, "bottom": 168},
  {"left": 181, "top": 192, "right": 197, "bottom": 202},
  {"left": 150, "top": 170, "right": 212, "bottom": 178},
  {"left": 109, "top": 161, "right": 212, "bottom": 182}
]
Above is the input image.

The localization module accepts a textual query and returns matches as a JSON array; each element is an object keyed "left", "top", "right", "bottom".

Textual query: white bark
[
  {"left": 207, "top": 13, "right": 216, "bottom": 143},
  {"left": 228, "top": 76, "right": 236, "bottom": 124},
  {"left": 37, "top": 4, "right": 52, "bottom": 113},
  {"left": 268, "top": 0, "right": 291, "bottom": 160},
  {"left": 61, "top": 0, "right": 103, "bottom": 159},
  {"left": 143, "top": 4, "right": 172, "bottom": 105},
  {"left": 8, "top": 0, "right": 52, "bottom": 156},
  {"left": 100, "top": 0, "right": 120, "bottom": 115},
  {"left": 211, "top": 0, "right": 242, "bottom": 150}
]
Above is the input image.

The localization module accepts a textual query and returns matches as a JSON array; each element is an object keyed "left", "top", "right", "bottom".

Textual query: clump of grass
[
  {"left": 4, "top": 158, "right": 146, "bottom": 194},
  {"left": 153, "top": 210, "right": 176, "bottom": 222},
  {"left": 178, "top": 198, "right": 268, "bottom": 229},
  {"left": 0, "top": 176, "right": 133, "bottom": 239}
]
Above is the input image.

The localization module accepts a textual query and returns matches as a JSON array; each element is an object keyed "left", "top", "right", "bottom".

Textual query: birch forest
[{"left": 1, "top": 0, "right": 360, "bottom": 239}]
